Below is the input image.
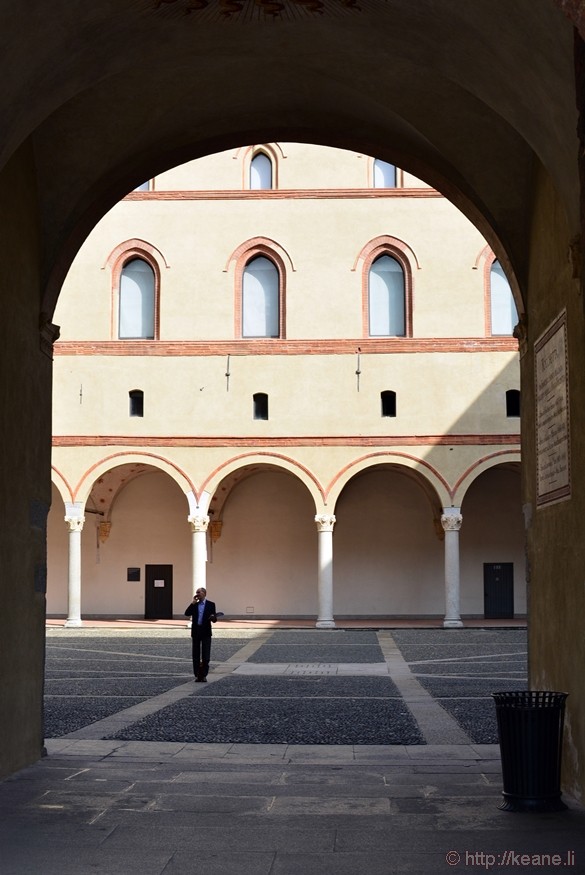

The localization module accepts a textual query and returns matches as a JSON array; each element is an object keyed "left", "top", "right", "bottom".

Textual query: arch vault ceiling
[{"left": 0, "top": 0, "right": 579, "bottom": 312}]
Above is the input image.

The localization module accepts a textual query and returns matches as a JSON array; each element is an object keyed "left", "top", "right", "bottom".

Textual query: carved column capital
[
  {"left": 189, "top": 514, "right": 210, "bottom": 533},
  {"left": 315, "top": 514, "right": 336, "bottom": 533},
  {"left": 65, "top": 516, "right": 85, "bottom": 533},
  {"left": 441, "top": 513, "right": 462, "bottom": 533}
]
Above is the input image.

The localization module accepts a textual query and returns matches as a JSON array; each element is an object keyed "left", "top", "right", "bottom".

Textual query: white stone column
[
  {"left": 441, "top": 508, "right": 463, "bottom": 628},
  {"left": 64, "top": 504, "right": 85, "bottom": 628},
  {"left": 315, "top": 514, "right": 336, "bottom": 628},
  {"left": 188, "top": 514, "right": 209, "bottom": 595}
]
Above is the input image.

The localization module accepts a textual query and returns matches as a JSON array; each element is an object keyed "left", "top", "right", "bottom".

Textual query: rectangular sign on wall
[{"left": 535, "top": 309, "right": 571, "bottom": 507}]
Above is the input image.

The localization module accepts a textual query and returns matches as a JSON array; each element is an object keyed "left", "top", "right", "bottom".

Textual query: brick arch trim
[
  {"left": 226, "top": 237, "right": 294, "bottom": 339},
  {"left": 104, "top": 239, "right": 168, "bottom": 340},
  {"left": 354, "top": 235, "right": 418, "bottom": 338}
]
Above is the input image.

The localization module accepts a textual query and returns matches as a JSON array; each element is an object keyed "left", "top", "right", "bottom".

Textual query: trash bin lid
[{"left": 492, "top": 691, "right": 568, "bottom": 708}]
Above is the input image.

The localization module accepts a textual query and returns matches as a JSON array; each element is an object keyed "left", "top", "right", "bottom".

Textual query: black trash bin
[{"left": 492, "top": 691, "right": 568, "bottom": 812}]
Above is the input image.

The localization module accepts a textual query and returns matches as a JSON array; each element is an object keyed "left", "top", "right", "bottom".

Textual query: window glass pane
[
  {"left": 369, "top": 256, "right": 405, "bottom": 336},
  {"left": 373, "top": 159, "right": 397, "bottom": 188},
  {"left": 242, "top": 257, "right": 279, "bottom": 337},
  {"left": 250, "top": 153, "right": 273, "bottom": 190},
  {"left": 119, "top": 259, "right": 155, "bottom": 339},
  {"left": 490, "top": 260, "right": 518, "bottom": 335},
  {"left": 134, "top": 181, "right": 150, "bottom": 192}
]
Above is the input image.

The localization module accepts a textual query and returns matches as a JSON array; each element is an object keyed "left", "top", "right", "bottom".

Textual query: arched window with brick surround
[
  {"left": 356, "top": 236, "right": 415, "bottom": 338},
  {"left": 106, "top": 240, "right": 166, "bottom": 340},
  {"left": 229, "top": 237, "right": 290, "bottom": 339}
]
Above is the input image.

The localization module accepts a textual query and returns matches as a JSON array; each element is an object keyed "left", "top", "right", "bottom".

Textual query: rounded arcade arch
[
  {"left": 331, "top": 459, "right": 447, "bottom": 617},
  {"left": 204, "top": 457, "right": 323, "bottom": 618},
  {"left": 452, "top": 450, "right": 522, "bottom": 508},
  {"left": 327, "top": 452, "right": 451, "bottom": 511},
  {"left": 72, "top": 452, "right": 196, "bottom": 506}
]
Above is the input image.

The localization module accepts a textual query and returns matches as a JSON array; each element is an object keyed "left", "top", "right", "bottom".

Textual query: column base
[
  {"left": 64, "top": 618, "right": 83, "bottom": 628},
  {"left": 315, "top": 620, "right": 336, "bottom": 629},
  {"left": 443, "top": 618, "right": 464, "bottom": 628}
]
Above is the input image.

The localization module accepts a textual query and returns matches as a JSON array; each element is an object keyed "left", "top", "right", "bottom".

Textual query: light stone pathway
[
  {"left": 60, "top": 631, "right": 274, "bottom": 740},
  {"left": 57, "top": 629, "right": 470, "bottom": 745},
  {"left": 376, "top": 630, "right": 471, "bottom": 744}
]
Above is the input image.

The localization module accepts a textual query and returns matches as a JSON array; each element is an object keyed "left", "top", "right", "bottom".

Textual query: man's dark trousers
[{"left": 191, "top": 628, "right": 212, "bottom": 680}]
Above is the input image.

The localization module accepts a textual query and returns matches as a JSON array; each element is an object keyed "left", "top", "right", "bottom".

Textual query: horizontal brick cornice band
[
  {"left": 53, "top": 434, "right": 521, "bottom": 448},
  {"left": 125, "top": 188, "right": 444, "bottom": 202},
  {"left": 54, "top": 338, "right": 518, "bottom": 356}
]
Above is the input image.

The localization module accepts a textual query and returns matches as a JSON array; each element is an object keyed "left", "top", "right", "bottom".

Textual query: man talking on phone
[{"left": 185, "top": 587, "right": 217, "bottom": 682}]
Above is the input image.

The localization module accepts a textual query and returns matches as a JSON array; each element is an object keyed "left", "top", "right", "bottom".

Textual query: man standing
[{"left": 185, "top": 587, "right": 217, "bottom": 682}]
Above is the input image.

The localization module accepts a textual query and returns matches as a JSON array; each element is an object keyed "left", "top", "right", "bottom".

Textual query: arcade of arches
[
  {"left": 48, "top": 458, "right": 524, "bottom": 623},
  {"left": 2, "top": 1, "right": 585, "bottom": 802}
]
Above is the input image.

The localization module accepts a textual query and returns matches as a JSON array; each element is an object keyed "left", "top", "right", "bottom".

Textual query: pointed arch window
[
  {"left": 119, "top": 258, "right": 155, "bottom": 339},
  {"left": 373, "top": 159, "right": 397, "bottom": 188},
  {"left": 242, "top": 256, "right": 280, "bottom": 337},
  {"left": 368, "top": 255, "right": 406, "bottom": 336},
  {"left": 490, "top": 260, "right": 518, "bottom": 335},
  {"left": 250, "top": 152, "right": 273, "bottom": 190}
]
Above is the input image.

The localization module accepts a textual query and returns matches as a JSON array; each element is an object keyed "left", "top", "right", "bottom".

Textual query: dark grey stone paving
[
  {"left": 392, "top": 629, "right": 527, "bottom": 744},
  {"left": 44, "top": 677, "right": 190, "bottom": 697},
  {"left": 251, "top": 645, "right": 384, "bottom": 663},
  {"left": 44, "top": 697, "right": 147, "bottom": 737},
  {"left": 107, "top": 695, "right": 423, "bottom": 744},
  {"left": 434, "top": 700, "right": 505, "bottom": 744},
  {"left": 256, "top": 631, "right": 380, "bottom": 644},
  {"left": 192, "top": 676, "right": 402, "bottom": 698},
  {"left": 391, "top": 629, "right": 526, "bottom": 645},
  {"left": 43, "top": 629, "right": 528, "bottom": 745}
]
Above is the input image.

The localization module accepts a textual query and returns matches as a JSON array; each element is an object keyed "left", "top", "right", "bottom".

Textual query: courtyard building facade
[{"left": 48, "top": 144, "right": 524, "bottom": 627}]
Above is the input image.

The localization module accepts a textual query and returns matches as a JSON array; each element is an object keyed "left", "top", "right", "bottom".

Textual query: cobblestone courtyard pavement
[
  {"left": 43, "top": 628, "right": 528, "bottom": 746},
  {"left": 3, "top": 627, "right": 585, "bottom": 874}
]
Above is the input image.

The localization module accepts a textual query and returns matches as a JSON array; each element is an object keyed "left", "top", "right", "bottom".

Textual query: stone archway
[{"left": 1, "top": 1, "right": 584, "bottom": 794}]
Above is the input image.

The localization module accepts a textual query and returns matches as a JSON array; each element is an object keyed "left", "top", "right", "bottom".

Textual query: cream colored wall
[
  {"left": 208, "top": 471, "right": 318, "bottom": 616},
  {"left": 460, "top": 467, "right": 526, "bottom": 616},
  {"left": 47, "top": 484, "right": 69, "bottom": 614},
  {"left": 57, "top": 186, "right": 486, "bottom": 343},
  {"left": 151, "top": 144, "right": 429, "bottom": 192},
  {"left": 52, "top": 350, "right": 519, "bottom": 438},
  {"left": 333, "top": 469, "right": 444, "bottom": 615}
]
